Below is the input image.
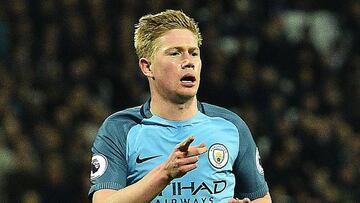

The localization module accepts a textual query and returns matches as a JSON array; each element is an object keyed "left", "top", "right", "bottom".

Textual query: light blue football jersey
[{"left": 89, "top": 100, "right": 269, "bottom": 202}]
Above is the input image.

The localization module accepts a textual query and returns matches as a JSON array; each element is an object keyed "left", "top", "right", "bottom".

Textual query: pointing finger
[
  {"left": 178, "top": 136, "right": 195, "bottom": 152},
  {"left": 187, "top": 144, "right": 207, "bottom": 156}
]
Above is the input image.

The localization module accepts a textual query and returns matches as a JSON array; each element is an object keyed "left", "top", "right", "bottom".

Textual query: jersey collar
[{"left": 140, "top": 98, "right": 205, "bottom": 119}]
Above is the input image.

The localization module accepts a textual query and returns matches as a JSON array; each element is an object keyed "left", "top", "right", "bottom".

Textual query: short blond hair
[{"left": 134, "top": 10, "right": 202, "bottom": 59}]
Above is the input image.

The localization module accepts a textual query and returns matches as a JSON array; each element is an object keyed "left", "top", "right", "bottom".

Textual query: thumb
[
  {"left": 241, "top": 198, "right": 251, "bottom": 203},
  {"left": 228, "top": 197, "right": 251, "bottom": 203}
]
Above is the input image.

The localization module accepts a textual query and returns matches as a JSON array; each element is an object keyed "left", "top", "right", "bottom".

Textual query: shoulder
[
  {"left": 105, "top": 105, "right": 144, "bottom": 124},
  {"left": 98, "top": 105, "right": 144, "bottom": 136},
  {"left": 92, "top": 105, "right": 145, "bottom": 150},
  {"left": 199, "top": 102, "right": 253, "bottom": 145},
  {"left": 199, "top": 102, "right": 247, "bottom": 128}
]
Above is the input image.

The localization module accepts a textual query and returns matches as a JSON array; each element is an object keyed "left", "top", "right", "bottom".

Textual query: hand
[
  {"left": 228, "top": 197, "right": 251, "bottom": 203},
  {"left": 161, "top": 136, "right": 207, "bottom": 180}
]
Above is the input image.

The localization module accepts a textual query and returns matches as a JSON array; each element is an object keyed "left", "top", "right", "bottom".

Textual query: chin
[{"left": 174, "top": 92, "right": 197, "bottom": 104}]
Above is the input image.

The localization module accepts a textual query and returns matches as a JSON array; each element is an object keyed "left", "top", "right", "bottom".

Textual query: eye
[
  {"left": 169, "top": 51, "right": 180, "bottom": 56},
  {"left": 191, "top": 52, "right": 199, "bottom": 56}
]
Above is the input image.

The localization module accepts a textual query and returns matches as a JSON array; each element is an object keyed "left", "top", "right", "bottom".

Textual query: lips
[{"left": 180, "top": 74, "right": 196, "bottom": 87}]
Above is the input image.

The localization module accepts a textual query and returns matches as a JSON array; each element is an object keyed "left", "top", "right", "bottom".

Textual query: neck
[{"left": 150, "top": 96, "right": 198, "bottom": 121}]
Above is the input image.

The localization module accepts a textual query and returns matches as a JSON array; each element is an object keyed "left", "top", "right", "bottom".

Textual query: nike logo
[{"left": 136, "top": 155, "right": 162, "bottom": 164}]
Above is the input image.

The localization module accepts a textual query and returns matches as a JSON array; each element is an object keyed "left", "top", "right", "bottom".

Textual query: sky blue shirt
[{"left": 89, "top": 100, "right": 269, "bottom": 202}]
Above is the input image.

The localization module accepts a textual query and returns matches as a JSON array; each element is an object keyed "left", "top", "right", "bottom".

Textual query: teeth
[{"left": 182, "top": 80, "right": 193, "bottom": 83}]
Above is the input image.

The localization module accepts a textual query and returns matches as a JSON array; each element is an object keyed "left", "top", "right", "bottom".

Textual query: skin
[
  {"left": 93, "top": 136, "right": 207, "bottom": 203},
  {"left": 139, "top": 29, "right": 201, "bottom": 121},
  {"left": 93, "top": 28, "right": 271, "bottom": 203}
]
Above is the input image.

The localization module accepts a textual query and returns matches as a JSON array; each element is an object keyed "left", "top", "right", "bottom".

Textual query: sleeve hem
[
  {"left": 237, "top": 184, "right": 269, "bottom": 200},
  {"left": 88, "top": 182, "right": 125, "bottom": 201}
]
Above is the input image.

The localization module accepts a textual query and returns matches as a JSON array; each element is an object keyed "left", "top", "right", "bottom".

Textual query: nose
[
  {"left": 181, "top": 54, "right": 195, "bottom": 69},
  {"left": 181, "top": 61, "right": 195, "bottom": 69}
]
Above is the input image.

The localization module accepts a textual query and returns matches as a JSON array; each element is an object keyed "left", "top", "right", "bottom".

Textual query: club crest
[
  {"left": 208, "top": 143, "right": 229, "bottom": 169},
  {"left": 90, "top": 154, "right": 108, "bottom": 180}
]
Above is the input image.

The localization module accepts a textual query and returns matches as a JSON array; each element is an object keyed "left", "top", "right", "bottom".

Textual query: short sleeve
[
  {"left": 233, "top": 123, "right": 269, "bottom": 200},
  {"left": 88, "top": 119, "right": 128, "bottom": 199},
  {"left": 199, "top": 102, "right": 269, "bottom": 200}
]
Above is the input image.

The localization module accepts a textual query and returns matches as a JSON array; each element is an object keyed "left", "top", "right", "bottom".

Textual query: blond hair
[{"left": 134, "top": 10, "right": 202, "bottom": 59}]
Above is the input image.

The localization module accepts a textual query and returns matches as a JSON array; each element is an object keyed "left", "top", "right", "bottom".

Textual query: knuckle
[
  {"left": 178, "top": 167, "right": 187, "bottom": 173},
  {"left": 174, "top": 160, "right": 181, "bottom": 166},
  {"left": 173, "top": 151, "right": 182, "bottom": 158}
]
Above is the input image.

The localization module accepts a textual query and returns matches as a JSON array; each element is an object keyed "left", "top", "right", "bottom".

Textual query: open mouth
[{"left": 180, "top": 74, "right": 196, "bottom": 83}]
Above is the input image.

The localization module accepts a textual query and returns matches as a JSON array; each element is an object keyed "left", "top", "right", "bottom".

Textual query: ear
[{"left": 139, "top": 58, "right": 154, "bottom": 78}]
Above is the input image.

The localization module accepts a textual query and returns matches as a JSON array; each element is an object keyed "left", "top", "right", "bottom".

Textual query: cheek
[
  {"left": 154, "top": 61, "right": 179, "bottom": 82},
  {"left": 157, "top": 60, "right": 178, "bottom": 75},
  {"left": 196, "top": 61, "right": 202, "bottom": 74},
  {"left": 168, "top": 60, "right": 178, "bottom": 68}
]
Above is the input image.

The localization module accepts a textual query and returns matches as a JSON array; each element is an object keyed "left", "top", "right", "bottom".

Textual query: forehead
[{"left": 156, "top": 29, "right": 198, "bottom": 49}]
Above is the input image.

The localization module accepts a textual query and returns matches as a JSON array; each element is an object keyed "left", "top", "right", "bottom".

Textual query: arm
[
  {"left": 93, "top": 163, "right": 171, "bottom": 203},
  {"left": 228, "top": 193, "right": 271, "bottom": 203},
  {"left": 93, "top": 136, "right": 207, "bottom": 203},
  {"left": 231, "top": 117, "right": 270, "bottom": 201},
  {"left": 251, "top": 193, "right": 271, "bottom": 203}
]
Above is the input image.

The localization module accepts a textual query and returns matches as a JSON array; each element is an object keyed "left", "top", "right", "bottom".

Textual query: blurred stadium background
[{"left": 0, "top": 0, "right": 359, "bottom": 202}]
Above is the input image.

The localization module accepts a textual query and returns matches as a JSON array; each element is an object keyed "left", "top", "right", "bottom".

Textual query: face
[{"left": 148, "top": 29, "right": 201, "bottom": 103}]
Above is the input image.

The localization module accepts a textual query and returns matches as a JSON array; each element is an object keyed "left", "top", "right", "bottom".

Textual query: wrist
[{"left": 155, "top": 163, "right": 173, "bottom": 183}]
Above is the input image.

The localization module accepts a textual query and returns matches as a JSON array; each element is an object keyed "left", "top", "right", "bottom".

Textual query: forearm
[
  {"left": 251, "top": 193, "right": 271, "bottom": 203},
  {"left": 94, "top": 164, "right": 170, "bottom": 203},
  {"left": 93, "top": 138, "right": 206, "bottom": 203}
]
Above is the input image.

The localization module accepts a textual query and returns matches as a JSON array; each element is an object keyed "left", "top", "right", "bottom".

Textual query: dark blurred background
[{"left": 0, "top": 0, "right": 359, "bottom": 202}]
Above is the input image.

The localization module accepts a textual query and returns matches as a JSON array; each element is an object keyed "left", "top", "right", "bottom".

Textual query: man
[{"left": 89, "top": 10, "right": 271, "bottom": 203}]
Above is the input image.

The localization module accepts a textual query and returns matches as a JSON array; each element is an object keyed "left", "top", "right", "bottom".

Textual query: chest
[{"left": 126, "top": 122, "right": 240, "bottom": 183}]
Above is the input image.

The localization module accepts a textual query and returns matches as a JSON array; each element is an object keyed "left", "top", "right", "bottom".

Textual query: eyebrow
[{"left": 165, "top": 47, "right": 200, "bottom": 52}]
